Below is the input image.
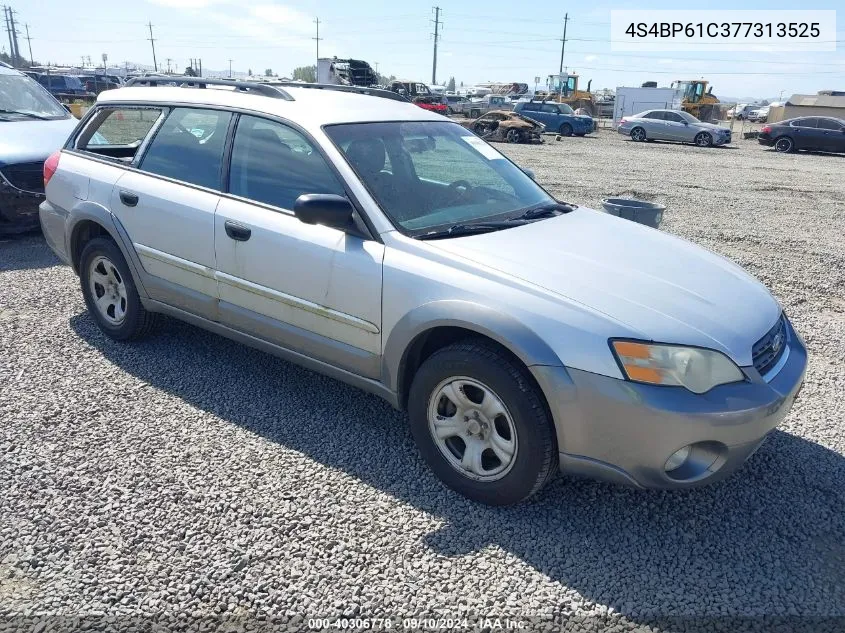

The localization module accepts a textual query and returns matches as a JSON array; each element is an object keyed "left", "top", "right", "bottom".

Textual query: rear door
[
  {"left": 214, "top": 114, "right": 384, "bottom": 377},
  {"left": 110, "top": 106, "right": 232, "bottom": 319},
  {"left": 641, "top": 111, "right": 668, "bottom": 139},
  {"left": 789, "top": 118, "right": 818, "bottom": 150}
]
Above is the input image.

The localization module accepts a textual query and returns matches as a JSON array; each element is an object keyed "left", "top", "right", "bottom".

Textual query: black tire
[
  {"left": 79, "top": 237, "right": 157, "bottom": 341},
  {"left": 470, "top": 109, "right": 481, "bottom": 118},
  {"left": 774, "top": 136, "right": 794, "bottom": 153},
  {"left": 559, "top": 123, "right": 573, "bottom": 137},
  {"left": 694, "top": 131, "right": 713, "bottom": 148},
  {"left": 630, "top": 126, "right": 646, "bottom": 142},
  {"left": 505, "top": 128, "right": 522, "bottom": 143},
  {"left": 408, "top": 339, "right": 558, "bottom": 505}
]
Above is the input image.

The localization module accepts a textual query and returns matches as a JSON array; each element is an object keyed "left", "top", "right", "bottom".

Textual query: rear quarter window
[{"left": 75, "top": 106, "right": 166, "bottom": 162}]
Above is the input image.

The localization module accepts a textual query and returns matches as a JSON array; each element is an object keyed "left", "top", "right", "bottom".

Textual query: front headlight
[{"left": 610, "top": 340, "right": 745, "bottom": 394}]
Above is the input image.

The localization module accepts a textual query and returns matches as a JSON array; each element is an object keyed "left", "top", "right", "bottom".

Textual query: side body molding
[{"left": 382, "top": 300, "right": 565, "bottom": 395}]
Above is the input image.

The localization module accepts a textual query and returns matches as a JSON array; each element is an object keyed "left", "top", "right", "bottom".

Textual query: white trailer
[{"left": 613, "top": 87, "right": 683, "bottom": 127}]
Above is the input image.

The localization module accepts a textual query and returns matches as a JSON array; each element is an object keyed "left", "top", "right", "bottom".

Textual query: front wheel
[
  {"left": 774, "top": 136, "right": 794, "bottom": 153},
  {"left": 408, "top": 340, "right": 558, "bottom": 505},
  {"left": 505, "top": 128, "right": 522, "bottom": 143},
  {"left": 630, "top": 126, "right": 646, "bottom": 142},
  {"left": 694, "top": 132, "right": 713, "bottom": 147}
]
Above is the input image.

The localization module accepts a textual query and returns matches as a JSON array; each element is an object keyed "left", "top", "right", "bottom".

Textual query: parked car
[
  {"left": 40, "top": 79, "right": 806, "bottom": 505},
  {"left": 444, "top": 94, "right": 469, "bottom": 116},
  {"left": 0, "top": 64, "right": 79, "bottom": 233},
  {"left": 618, "top": 109, "right": 732, "bottom": 147},
  {"left": 83, "top": 75, "right": 122, "bottom": 95},
  {"left": 466, "top": 94, "right": 512, "bottom": 118},
  {"left": 459, "top": 110, "right": 544, "bottom": 143},
  {"left": 513, "top": 100, "right": 594, "bottom": 136},
  {"left": 28, "top": 73, "right": 91, "bottom": 98},
  {"left": 747, "top": 105, "right": 770, "bottom": 123},
  {"left": 758, "top": 117, "right": 845, "bottom": 154},
  {"left": 727, "top": 104, "right": 756, "bottom": 120},
  {"left": 413, "top": 94, "right": 448, "bottom": 115}
]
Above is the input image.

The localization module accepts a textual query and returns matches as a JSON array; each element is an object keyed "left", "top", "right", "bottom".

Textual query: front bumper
[
  {"left": 0, "top": 179, "right": 45, "bottom": 235},
  {"left": 531, "top": 318, "right": 807, "bottom": 489}
]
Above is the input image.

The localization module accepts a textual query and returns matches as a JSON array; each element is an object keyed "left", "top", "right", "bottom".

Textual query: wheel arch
[
  {"left": 383, "top": 301, "right": 563, "bottom": 410},
  {"left": 67, "top": 201, "right": 149, "bottom": 298}
]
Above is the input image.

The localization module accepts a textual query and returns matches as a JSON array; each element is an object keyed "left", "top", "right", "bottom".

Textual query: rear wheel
[
  {"left": 408, "top": 340, "right": 558, "bottom": 505},
  {"left": 774, "top": 136, "right": 794, "bottom": 153},
  {"left": 470, "top": 109, "right": 481, "bottom": 118},
  {"left": 79, "top": 237, "right": 157, "bottom": 341},
  {"left": 694, "top": 132, "right": 713, "bottom": 147},
  {"left": 559, "top": 123, "right": 573, "bottom": 137},
  {"left": 505, "top": 128, "right": 522, "bottom": 143},
  {"left": 630, "top": 126, "right": 646, "bottom": 142}
]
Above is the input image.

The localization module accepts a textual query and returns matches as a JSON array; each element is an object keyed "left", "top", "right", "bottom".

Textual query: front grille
[
  {"left": 752, "top": 315, "right": 787, "bottom": 377},
  {"left": 1, "top": 162, "right": 45, "bottom": 193}
]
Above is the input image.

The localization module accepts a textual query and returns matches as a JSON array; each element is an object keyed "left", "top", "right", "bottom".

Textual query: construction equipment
[
  {"left": 671, "top": 80, "right": 720, "bottom": 122},
  {"left": 535, "top": 72, "right": 596, "bottom": 116}
]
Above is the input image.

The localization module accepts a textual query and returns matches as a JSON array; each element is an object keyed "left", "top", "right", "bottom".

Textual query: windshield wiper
[
  {"left": 417, "top": 222, "right": 518, "bottom": 240},
  {"left": 0, "top": 109, "right": 52, "bottom": 120},
  {"left": 512, "top": 201, "right": 576, "bottom": 221}
]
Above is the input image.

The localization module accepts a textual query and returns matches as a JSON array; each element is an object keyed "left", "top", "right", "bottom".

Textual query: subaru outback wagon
[{"left": 40, "top": 78, "right": 806, "bottom": 505}]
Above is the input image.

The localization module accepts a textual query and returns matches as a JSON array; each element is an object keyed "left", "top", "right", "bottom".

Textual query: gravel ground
[{"left": 1, "top": 131, "right": 844, "bottom": 633}]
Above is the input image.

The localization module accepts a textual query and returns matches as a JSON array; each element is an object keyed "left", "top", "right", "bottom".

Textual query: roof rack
[
  {"left": 265, "top": 81, "right": 410, "bottom": 103},
  {"left": 123, "top": 76, "right": 294, "bottom": 101}
]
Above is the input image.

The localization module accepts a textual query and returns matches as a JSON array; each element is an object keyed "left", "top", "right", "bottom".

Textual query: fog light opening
[{"left": 664, "top": 445, "right": 692, "bottom": 473}]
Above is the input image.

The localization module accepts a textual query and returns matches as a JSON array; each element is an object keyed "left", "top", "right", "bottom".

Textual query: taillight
[
  {"left": 761, "top": 125, "right": 771, "bottom": 134},
  {"left": 620, "top": 118, "right": 628, "bottom": 124},
  {"left": 44, "top": 151, "right": 61, "bottom": 188}
]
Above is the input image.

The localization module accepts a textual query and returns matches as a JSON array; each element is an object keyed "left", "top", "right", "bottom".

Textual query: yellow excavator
[
  {"left": 535, "top": 73, "right": 596, "bottom": 116},
  {"left": 672, "top": 80, "right": 721, "bottom": 121}
]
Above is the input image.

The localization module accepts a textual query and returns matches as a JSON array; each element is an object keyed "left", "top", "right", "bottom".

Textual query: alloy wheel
[
  {"left": 631, "top": 127, "right": 645, "bottom": 142},
  {"left": 88, "top": 255, "right": 128, "bottom": 325},
  {"left": 427, "top": 376, "right": 518, "bottom": 481}
]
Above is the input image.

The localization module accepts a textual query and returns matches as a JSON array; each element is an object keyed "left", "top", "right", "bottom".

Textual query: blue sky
[{"left": 6, "top": 0, "right": 844, "bottom": 98}]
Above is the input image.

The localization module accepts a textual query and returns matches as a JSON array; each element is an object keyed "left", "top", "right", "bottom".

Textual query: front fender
[{"left": 382, "top": 299, "right": 564, "bottom": 394}]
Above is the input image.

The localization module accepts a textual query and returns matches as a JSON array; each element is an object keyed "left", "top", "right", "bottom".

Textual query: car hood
[
  {"left": 429, "top": 208, "right": 780, "bottom": 366},
  {"left": 695, "top": 121, "right": 729, "bottom": 132},
  {"left": 0, "top": 117, "right": 78, "bottom": 166}
]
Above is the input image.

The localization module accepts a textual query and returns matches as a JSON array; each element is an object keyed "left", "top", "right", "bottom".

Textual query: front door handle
[
  {"left": 224, "top": 220, "right": 251, "bottom": 242},
  {"left": 119, "top": 190, "right": 139, "bottom": 207}
]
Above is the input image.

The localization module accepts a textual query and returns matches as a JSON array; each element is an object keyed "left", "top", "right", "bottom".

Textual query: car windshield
[
  {"left": 325, "top": 121, "right": 554, "bottom": 236},
  {"left": 0, "top": 74, "right": 69, "bottom": 120}
]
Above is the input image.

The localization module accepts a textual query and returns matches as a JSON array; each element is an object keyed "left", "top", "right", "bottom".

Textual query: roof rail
[
  {"left": 124, "top": 75, "right": 294, "bottom": 101},
  {"left": 265, "top": 81, "right": 410, "bottom": 103}
]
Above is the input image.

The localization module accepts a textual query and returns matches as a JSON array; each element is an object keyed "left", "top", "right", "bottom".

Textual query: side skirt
[{"left": 144, "top": 299, "right": 400, "bottom": 409}]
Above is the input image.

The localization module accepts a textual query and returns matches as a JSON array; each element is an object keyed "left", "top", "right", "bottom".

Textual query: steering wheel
[{"left": 447, "top": 179, "right": 473, "bottom": 201}]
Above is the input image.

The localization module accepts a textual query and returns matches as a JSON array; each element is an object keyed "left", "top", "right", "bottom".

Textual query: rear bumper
[
  {"left": 0, "top": 179, "right": 45, "bottom": 235},
  {"left": 758, "top": 136, "right": 775, "bottom": 146},
  {"left": 531, "top": 317, "right": 807, "bottom": 489}
]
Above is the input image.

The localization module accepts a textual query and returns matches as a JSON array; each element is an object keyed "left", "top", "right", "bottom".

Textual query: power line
[
  {"left": 431, "top": 6, "right": 441, "bottom": 85},
  {"left": 146, "top": 22, "right": 157, "bottom": 72},
  {"left": 558, "top": 13, "right": 569, "bottom": 74}
]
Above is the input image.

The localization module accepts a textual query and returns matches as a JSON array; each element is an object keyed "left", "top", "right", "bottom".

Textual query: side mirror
[
  {"left": 682, "top": 120, "right": 689, "bottom": 125},
  {"left": 523, "top": 168, "right": 536, "bottom": 180},
  {"left": 294, "top": 194, "right": 355, "bottom": 231}
]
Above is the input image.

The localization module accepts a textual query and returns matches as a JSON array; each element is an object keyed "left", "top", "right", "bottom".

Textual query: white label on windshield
[{"left": 461, "top": 135, "right": 505, "bottom": 160}]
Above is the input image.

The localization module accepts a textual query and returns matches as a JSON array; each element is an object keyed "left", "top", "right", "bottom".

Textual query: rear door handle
[
  {"left": 224, "top": 220, "right": 251, "bottom": 242},
  {"left": 119, "top": 190, "right": 139, "bottom": 207}
]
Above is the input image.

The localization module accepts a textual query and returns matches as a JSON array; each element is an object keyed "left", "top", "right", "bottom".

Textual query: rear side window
[
  {"left": 139, "top": 107, "right": 232, "bottom": 190},
  {"left": 790, "top": 118, "right": 816, "bottom": 128},
  {"left": 76, "top": 107, "right": 165, "bottom": 162},
  {"left": 644, "top": 111, "right": 666, "bottom": 120},
  {"left": 228, "top": 115, "right": 345, "bottom": 210},
  {"left": 541, "top": 104, "right": 559, "bottom": 114}
]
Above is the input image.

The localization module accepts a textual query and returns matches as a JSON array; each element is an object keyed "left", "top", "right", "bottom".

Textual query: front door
[{"left": 214, "top": 114, "right": 384, "bottom": 378}]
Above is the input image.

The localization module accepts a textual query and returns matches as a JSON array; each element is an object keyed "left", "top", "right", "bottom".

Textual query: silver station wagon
[{"left": 40, "top": 78, "right": 806, "bottom": 505}]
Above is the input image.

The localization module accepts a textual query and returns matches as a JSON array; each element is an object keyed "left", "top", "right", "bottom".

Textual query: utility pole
[
  {"left": 4, "top": 6, "right": 21, "bottom": 67},
  {"left": 198, "top": 58, "right": 202, "bottom": 77},
  {"left": 3, "top": 7, "right": 13, "bottom": 67},
  {"left": 558, "top": 13, "right": 569, "bottom": 74},
  {"left": 166, "top": 57, "right": 172, "bottom": 74},
  {"left": 24, "top": 23, "right": 32, "bottom": 65},
  {"left": 147, "top": 22, "right": 157, "bottom": 72},
  {"left": 431, "top": 6, "right": 441, "bottom": 86},
  {"left": 312, "top": 17, "right": 322, "bottom": 69},
  {"left": 228, "top": 59, "right": 232, "bottom": 78}
]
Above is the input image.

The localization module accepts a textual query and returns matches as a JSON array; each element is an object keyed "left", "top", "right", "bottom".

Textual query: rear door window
[
  {"left": 644, "top": 111, "right": 666, "bottom": 120},
  {"left": 139, "top": 107, "right": 232, "bottom": 190},
  {"left": 791, "top": 118, "right": 817, "bottom": 128},
  {"left": 76, "top": 107, "right": 166, "bottom": 162}
]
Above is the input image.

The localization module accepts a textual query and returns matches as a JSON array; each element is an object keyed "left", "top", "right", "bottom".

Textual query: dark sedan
[{"left": 759, "top": 116, "right": 845, "bottom": 154}]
